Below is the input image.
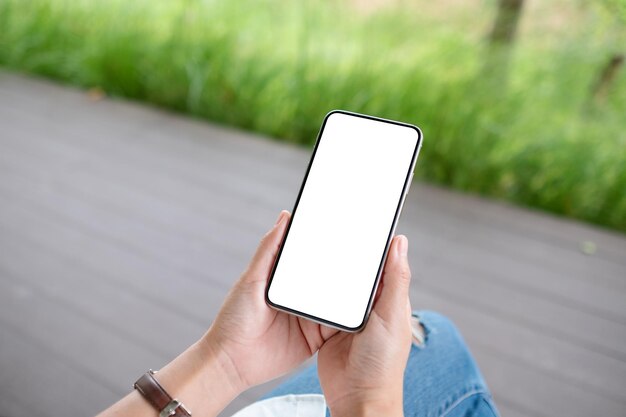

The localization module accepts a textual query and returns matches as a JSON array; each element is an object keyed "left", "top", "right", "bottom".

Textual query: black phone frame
[{"left": 265, "top": 109, "right": 423, "bottom": 332}]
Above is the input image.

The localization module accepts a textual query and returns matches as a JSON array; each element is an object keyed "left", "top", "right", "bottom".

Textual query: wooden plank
[
  {"left": 0, "top": 169, "right": 248, "bottom": 292},
  {"left": 0, "top": 324, "right": 118, "bottom": 417},
  {"left": 0, "top": 235, "right": 207, "bottom": 358},
  {"left": 0, "top": 186, "right": 231, "bottom": 325},
  {"left": 410, "top": 182, "right": 626, "bottom": 266},
  {"left": 0, "top": 135, "right": 294, "bottom": 272},
  {"left": 401, "top": 198, "right": 626, "bottom": 323},
  {"left": 0, "top": 387, "right": 48, "bottom": 417},
  {"left": 0, "top": 278, "right": 164, "bottom": 400},
  {"left": 0, "top": 135, "right": 277, "bottom": 267},
  {"left": 417, "top": 259, "right": 626, "bottom": 360},
  {"left": 0, "top": 277, "right": 168, "bottom": 384},
  {"left": 0, "top": 95, "right": 306, "bottom": 210},
  {"left": 402, "top": 195, "right": 626, "bottom": 293},
  {"left": 488, "top": 399, "right": 536, "bottom": 417},
  {"left": 0, "top": 121, "right": 278, "bottom": 269},
  {"left": 0, "top": 75, "right": 309, "bottom": 173}
]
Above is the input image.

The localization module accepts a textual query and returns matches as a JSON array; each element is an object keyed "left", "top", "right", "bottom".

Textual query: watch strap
[{"left": 134, "top": 370, "right": 191, "bottom": 417}]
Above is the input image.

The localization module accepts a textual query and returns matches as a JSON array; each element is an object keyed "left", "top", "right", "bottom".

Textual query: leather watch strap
[{"left": 134, "top": 370, "right": 191, "bottom": 417}]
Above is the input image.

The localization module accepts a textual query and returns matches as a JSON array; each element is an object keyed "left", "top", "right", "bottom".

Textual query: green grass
[{"left": 1, "top": 0, "right": 625, "bottom": 232}]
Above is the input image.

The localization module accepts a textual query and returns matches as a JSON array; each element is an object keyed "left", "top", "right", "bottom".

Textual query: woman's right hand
[{"left": 317, "top": 235, "right": 413, "bottom": 417}]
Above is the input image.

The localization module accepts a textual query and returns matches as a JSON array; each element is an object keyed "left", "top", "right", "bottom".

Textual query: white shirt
[{"left": 231, "top": 394, "right": 326, "bottom": 417}]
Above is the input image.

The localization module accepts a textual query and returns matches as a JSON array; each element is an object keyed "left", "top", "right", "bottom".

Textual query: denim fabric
[{"left": 261, "top": 310, "right": 500, "bottom": 417}]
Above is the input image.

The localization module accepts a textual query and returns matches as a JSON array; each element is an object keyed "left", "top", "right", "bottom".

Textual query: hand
[
  {"left": 202, "top": 211, "right": 338, "bottom": 392},
  {"left": 317, "top": 235, "right": 413, "bottom": 417},
  {"left": 97, "top": 211, "right": 338, "bottom": 417}
]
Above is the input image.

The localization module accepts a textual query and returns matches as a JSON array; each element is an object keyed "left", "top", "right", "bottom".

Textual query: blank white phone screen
[{"left": 267, "top": 112, "right": 420, "bottom": 329}]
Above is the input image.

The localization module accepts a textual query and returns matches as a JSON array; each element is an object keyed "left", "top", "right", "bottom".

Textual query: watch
[{"left": 134, "top": 370, "right": 192, "bottom": 417}]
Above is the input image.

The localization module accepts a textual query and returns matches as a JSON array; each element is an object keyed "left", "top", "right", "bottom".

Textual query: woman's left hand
[{"left": 201, "top": 210, "right": 338, "bottom": 393}]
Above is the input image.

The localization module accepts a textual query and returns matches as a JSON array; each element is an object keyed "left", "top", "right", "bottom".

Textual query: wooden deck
[{"left": 1, "top": 71, "right": 625, "bottom": 417}]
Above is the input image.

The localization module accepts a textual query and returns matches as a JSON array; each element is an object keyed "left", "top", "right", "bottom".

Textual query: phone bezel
[{"left": 265, "top": 109, "right": 423, "bottom": 332}]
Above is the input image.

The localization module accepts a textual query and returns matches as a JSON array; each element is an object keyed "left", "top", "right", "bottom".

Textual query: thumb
[
  {"left": 243, "top": 210, "right": 290, "bottom": 282},
  {"left": 373, "top": 235, "right": 412, "bottom": 322}
]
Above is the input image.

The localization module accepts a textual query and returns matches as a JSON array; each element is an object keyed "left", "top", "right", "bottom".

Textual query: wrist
[
  {"left": 150, "top": 339, "right": 244, "bottom": 417},
  {"left": 330, "top": 404, "right": 403, "bottom": 417},
  {"left": 197, "top": 334, "right": 247, "bottom": 394},
  {"left": 329, "top": 394, "right": 403, "bottom": 417}
]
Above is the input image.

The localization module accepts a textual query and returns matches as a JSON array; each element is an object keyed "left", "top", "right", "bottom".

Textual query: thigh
[
  {"left": 403, "top": 310, "right": 499, "bottom": 417},
  {"left": 260, "top": 363, "right": 329, "bottom": 417}
]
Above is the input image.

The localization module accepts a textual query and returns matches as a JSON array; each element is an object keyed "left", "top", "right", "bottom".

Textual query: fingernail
[
  {"left": 275, "top": 211, "right": 287, "bottom": 226},
  {"left": 396, "top": 235, "right": 408, "bottom": 257}
]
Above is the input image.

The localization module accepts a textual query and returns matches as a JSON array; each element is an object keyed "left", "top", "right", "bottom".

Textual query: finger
[
  {"left": 373, "top": 235, "right": 412, "bottom": 323},
  {"left": 320, "top": 324, "right": 339, "bottom": 341},
  {"left": 297, "top": 319, "right": 340, "bottom": 353},
  {"left": 242, "top": 210, "right": 290, "bottom": 282}
]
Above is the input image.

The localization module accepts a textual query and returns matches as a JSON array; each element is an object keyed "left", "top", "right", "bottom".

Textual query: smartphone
[{"left": 265, "top": 110, "right": 422, "bottom": 332}]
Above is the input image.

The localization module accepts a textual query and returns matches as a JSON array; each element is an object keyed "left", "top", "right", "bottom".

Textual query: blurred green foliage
[{"left": 0, "top": 0, "right": 624, "bottom": 231}]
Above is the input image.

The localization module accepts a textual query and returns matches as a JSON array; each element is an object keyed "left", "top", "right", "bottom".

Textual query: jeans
[{"left": 261, "top": 310, "right": 500, "bottom": 417}]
